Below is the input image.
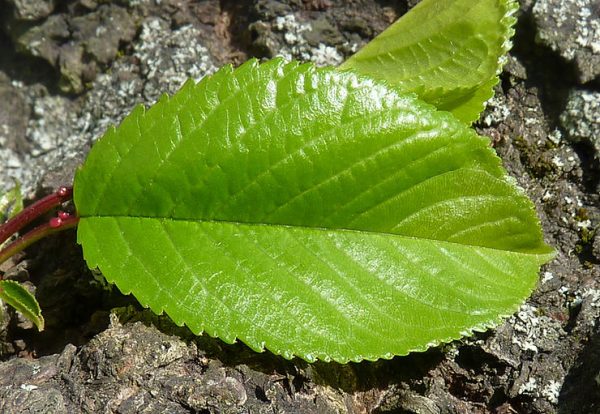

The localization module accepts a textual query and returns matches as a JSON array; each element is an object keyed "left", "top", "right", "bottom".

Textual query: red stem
[
  {"left": 0, "top": 186, "right": 73, "bottom": 246},
  {"left": 0, "top": 215, "right": 80, "bottom": 269}
]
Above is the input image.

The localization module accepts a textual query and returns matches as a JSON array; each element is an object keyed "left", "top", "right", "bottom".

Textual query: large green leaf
[
  {"left": 74, "top": 59, "right": 553, "bottom": 362},
  {"left": 340, "top": 0, "right": 518, "bottom": 124}
]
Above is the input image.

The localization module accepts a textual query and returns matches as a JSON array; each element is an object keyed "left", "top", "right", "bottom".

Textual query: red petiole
[{"left": 0, "top": 186, "right": 79, "bottom": 271}]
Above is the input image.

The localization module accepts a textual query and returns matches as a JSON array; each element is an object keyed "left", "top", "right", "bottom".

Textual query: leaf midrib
[{"left": 80, "top": 214, "right": 550, "bottom": 257}]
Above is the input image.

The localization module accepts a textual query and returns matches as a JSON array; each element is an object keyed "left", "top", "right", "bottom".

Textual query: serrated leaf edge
[{"left": 437, "top": 0, "right": 519, "bottom": 124}]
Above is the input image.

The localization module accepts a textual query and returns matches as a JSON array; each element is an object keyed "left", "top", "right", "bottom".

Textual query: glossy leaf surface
[
  {"left": 340, "top": 0, "right": 518, "bottom": 124},
  {"left": 74, "top": 60, "right": 553, "bottom": 362},
  {"left": 0, "top": 280, "right": 44, "bottom": 331}
]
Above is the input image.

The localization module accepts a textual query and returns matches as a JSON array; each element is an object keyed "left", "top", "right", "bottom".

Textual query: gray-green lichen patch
[
  {"left": 533, "top": 0, "right": 600, "bottom": 83},
  {"left": 134, "top": 18, "right": 218, "bottom": 99},
  {"left": 251, "top": 13, "right": 346, "bottom": 65},
  {"left": 560, "top": 89, "right": 600, "bottom": 159}
]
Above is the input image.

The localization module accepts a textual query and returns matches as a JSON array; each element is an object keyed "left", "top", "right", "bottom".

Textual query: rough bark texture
[{"left": 0, "top": 0, "right": 599, "bottom": 413}]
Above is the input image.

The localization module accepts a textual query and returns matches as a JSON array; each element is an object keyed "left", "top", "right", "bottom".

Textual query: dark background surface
[{"left": 0, "top": 0, "right": 599, "bottom": 412}]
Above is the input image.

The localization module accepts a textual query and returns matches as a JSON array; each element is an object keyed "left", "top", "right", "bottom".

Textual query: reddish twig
[
  {"left": 0, "top": 187, "right": 78, "bottom": 271},
  {"left": 0, "top": 186, "right": 73, "bottom": 246},
  {"left": 0, "top": 213, "right": 79, "bottom": 269}
]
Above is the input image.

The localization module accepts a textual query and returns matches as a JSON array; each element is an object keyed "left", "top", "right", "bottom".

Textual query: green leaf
[
  {"left": 0, "top": 182, "right": 23, "bottom": 221},
  {"left": 0, "top": 182, "right": 24, "bottom": 250},
  {"left": 74, "top": 59, "right": 553, "bottom": 362},
  {"left": 0, "top": 280, "right": 44, "bottom": 331},
  {"left": 339, "top": 0, "right": 518, "bottom": 124}
]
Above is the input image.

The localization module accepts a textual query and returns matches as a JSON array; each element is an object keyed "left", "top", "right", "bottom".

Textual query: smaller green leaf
[
  {"left": 0, "top": 182, "right": 23, "bottom": 221},
  {"left": 340, "top": 0, "right": 518, "bottom": 124},
  {"left": 0, "top": 280, "right": 44, "bottom": 331},
  {"left": 1, "top": 182, "right": 24, "bottom": 251}
]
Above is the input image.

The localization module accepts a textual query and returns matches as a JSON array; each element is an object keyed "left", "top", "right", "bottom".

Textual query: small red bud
[
  {"left": 49, "top": 217, "right": 63, "bottom": 228},
  {"left": 58, "top": 211, "right": 70, "bottom": 220},
  {"left": 57, "top": 186, "right": 70, "bottom": 197}
]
